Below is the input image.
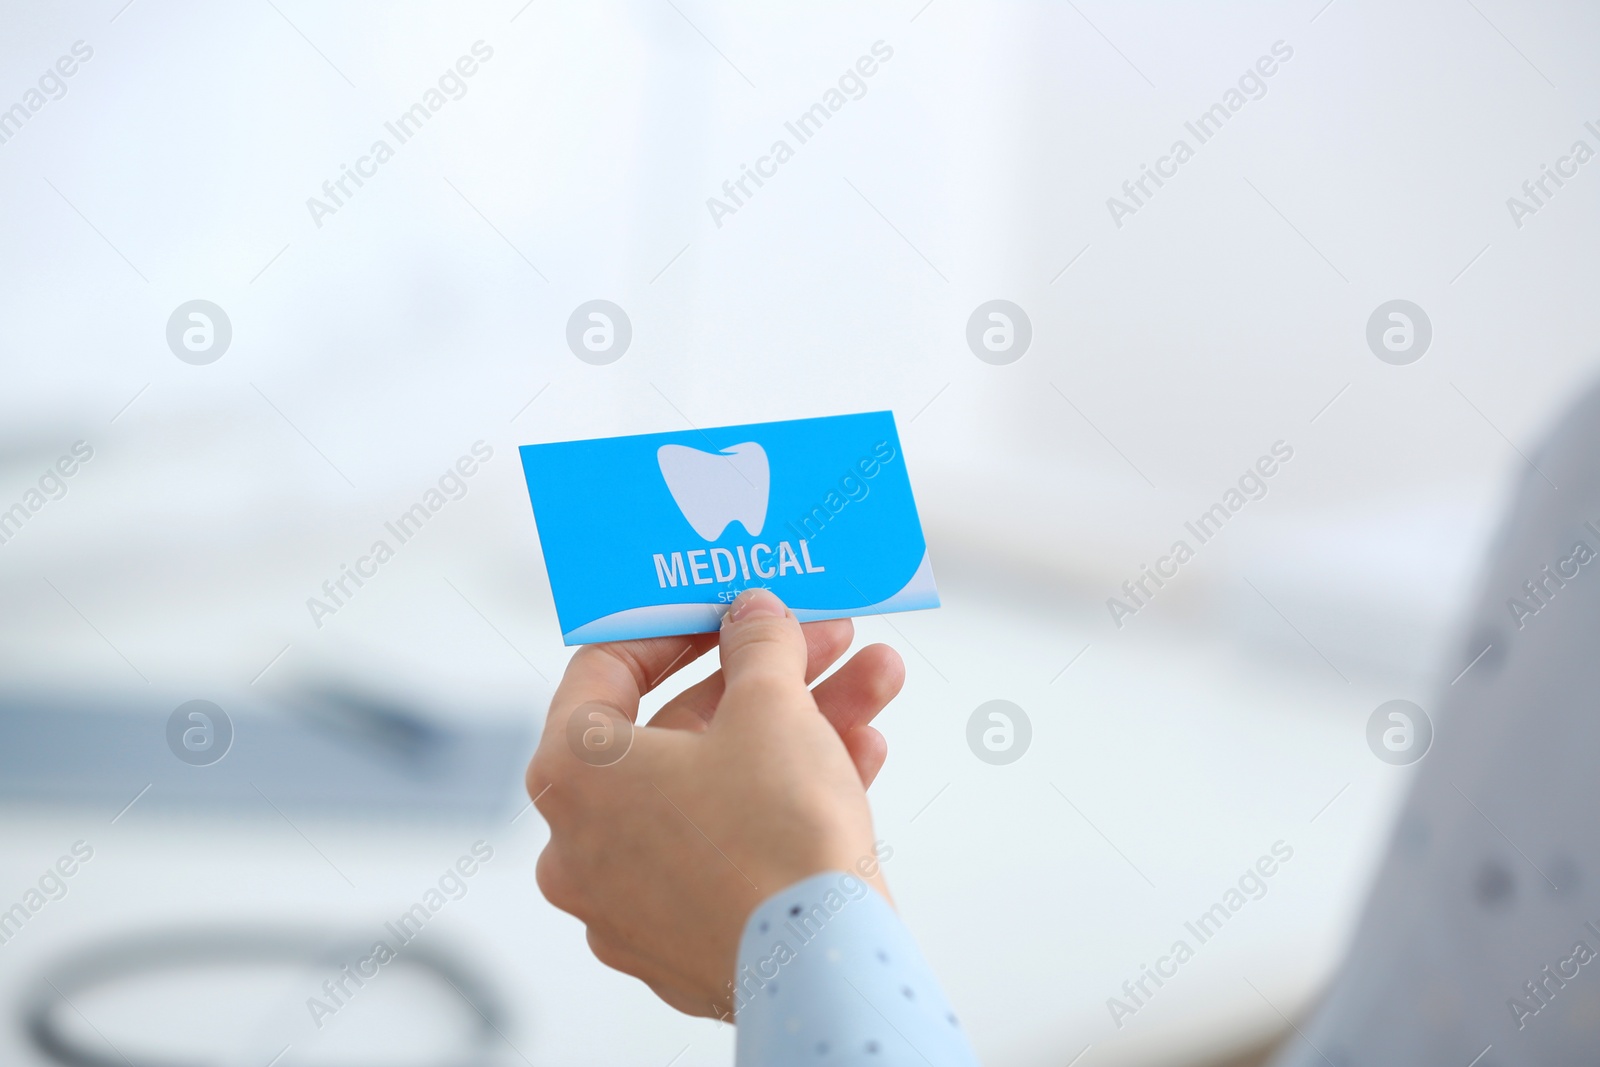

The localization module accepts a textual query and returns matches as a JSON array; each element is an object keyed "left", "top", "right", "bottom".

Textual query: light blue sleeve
[{"left": 733, "top": 870, "right": 979, "bottom": 1066}]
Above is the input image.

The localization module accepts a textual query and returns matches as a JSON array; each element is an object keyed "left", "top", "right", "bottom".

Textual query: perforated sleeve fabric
[{"left": 733, "top": 871, "right": 979, "bottom": 1066}]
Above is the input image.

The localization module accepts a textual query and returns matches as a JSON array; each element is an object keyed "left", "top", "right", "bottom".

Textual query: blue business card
[{"left": 519, "top": 411, "right": 939, "bottom": 644}]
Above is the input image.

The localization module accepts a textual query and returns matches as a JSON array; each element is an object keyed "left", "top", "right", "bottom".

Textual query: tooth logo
[{"left": 657, "top": 442, "right": 769, "bottom": 541}]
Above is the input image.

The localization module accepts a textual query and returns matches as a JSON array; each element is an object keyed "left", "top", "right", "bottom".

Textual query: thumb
[{"left": 716, "top": 589, "right": 809, "bottom": 706}]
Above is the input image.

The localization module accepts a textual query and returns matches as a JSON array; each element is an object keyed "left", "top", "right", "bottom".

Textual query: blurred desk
[{"left": 0, "top": 589, "right": 1402, "bottom": 1066}]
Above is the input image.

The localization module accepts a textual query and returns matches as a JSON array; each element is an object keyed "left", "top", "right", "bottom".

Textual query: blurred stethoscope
[{"left": 4, "top": 686, "right": 532, "bottom": 1067}]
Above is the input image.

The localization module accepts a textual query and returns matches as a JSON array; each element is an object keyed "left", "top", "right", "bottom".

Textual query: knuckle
[
  {"left": 530, "top": 737, "right": 577, "bottom": 792},
  {"left": 535, "top": 847, "right": 581, "bottom": 915},
  {"left": 725, "top": 622, "right": 805, "bottom": 672},
  {"left": 526, "top": 756, "right": 565, "bottom": 816},
  {"left": 727, "top": 670, "right": 798, "bottom": 702},
  {"left": 585, "top": 927, "right": 630, "bottom": 972},
  {"left": 524, "top": 754, "right": 548, "bottom": 800},
  {"left": 729, "top": 615, "right": 795, "bottom": 647}
]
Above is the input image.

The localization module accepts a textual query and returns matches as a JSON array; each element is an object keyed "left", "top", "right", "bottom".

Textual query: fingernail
[{"left": 724, "top": 588, "right": 785, "bottom": 626}]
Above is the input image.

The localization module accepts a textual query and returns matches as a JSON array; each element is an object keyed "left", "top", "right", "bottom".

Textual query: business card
[{"left": 519, "top": 411, "right": 938, "bottom": 644}]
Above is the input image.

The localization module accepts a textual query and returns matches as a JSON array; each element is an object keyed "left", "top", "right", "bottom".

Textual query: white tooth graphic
[{"left": 657, "top": 442, "right": 769, "bottom": 540}]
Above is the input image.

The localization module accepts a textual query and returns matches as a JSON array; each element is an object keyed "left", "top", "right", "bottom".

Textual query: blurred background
[{"left": 2, "top": 0, "right": 1598, "bottom": 1064}]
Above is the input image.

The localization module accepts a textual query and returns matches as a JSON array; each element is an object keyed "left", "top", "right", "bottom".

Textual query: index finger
[
  {"left": 530, "top": 631, "right": 717, "bottom": 805},
  {"left": 547, "top": 631, "right": 719, "bottom": 729}
]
